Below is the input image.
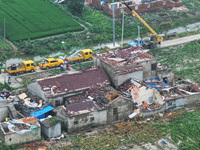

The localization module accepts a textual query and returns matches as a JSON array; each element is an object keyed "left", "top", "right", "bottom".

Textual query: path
[{"left": 160, "top": 34, "right": 200, "bottom": 48}]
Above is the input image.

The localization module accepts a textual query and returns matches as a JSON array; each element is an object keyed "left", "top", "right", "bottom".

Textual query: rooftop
[
  {"left": 66, "top": 83, "right": 120, "bottom": 107},
  {"left": 96, "top": 46, "right": 155, "bottom": 68},
  {"left": 61, "top": 101, "right": 99, "bottom": 116},
  {"left": 38, "top": 67, "right": 110, "bottom": 97}
]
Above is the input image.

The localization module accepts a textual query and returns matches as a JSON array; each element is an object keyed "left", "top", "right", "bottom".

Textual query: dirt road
[{"left": 160, "top": 33, "right": 200, "bottom": 48}]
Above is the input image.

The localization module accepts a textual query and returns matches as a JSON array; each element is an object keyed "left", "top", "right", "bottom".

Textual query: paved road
[
  {"left": 160, "top": 34, "right": 200, "bottom": 48},
  {"left": 1, "top": 34, "right": 200, "bottom": 88}
]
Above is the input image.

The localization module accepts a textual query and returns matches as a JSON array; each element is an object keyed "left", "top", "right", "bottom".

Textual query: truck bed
[{"left": 6, "top": 66, "right": 25, "bottom": 74}]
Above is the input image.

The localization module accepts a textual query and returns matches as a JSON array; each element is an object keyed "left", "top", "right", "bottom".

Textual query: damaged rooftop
[
  {"left": 96, "top": 46, "right": 155, "bottom": 67},
  {"left": 37, "top": 67, "right": 110, "bottom": 97}
]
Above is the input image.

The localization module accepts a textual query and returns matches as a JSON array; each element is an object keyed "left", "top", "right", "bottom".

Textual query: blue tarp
[
  {"left": 30, "top": 105, "right": 54, "bottom": 119},
  {"left": 145, "top": 78, "right": 168, "bottom": 90}
]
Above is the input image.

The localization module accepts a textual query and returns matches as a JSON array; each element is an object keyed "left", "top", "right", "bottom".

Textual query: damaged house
[
  {"left": 95, "top": 46, "right": 174, "bottom": 88},
  {"left": 55, "top": 83, "right": 133, "bottom": 133},
  {"left": 86, "top": 0, "right": 183, "bottom": 17},
  {"left": 117, "top": 78, "right": 200, "bottom": 118},
  {"left": 27, "top": 67, "right": 110, "bottom": 107},
  {"left": 0, "top": 116, "right": 41, "bottom": 145}
]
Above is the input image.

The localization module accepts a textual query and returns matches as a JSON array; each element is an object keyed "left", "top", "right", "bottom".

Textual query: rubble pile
[
  {"left": 109, "top": 121, "right": 136, "bottom": 134},
  {"left": 67, "top": 83, "right": 120, "bottom": 107},
  {"left": 116, "top": 66, "right": 143, "bottom": 74},
  {"left": 160, "top": 87, "right": 189, "bottom": 100},
  {"left": 171, "top": 6, "right": 189, "bottom": 12},
  {"left": 97, "top": 46, "right": 154, "bottom": 67},
  {"left": 157, "top": 63, "right": 168, "bottom": 70},
  {"left": 180, "top": 84, "right": 200, "bottom": 93}
]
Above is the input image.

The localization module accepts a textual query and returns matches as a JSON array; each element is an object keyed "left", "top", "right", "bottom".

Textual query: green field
[
  {"left": 0, "top": 39, "right": 13, "bottom": 51},
  {"left": 0, "top": 0, "right": 84, "bottom": 41},
  {"left": 149, "top": 40, "right": 200, "bottom": 85}
]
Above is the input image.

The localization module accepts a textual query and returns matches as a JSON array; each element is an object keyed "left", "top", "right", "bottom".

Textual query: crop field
[
  {"left": 0, "top": 0, "right": 84, "bottom": 41},
  {"left": 0, "top": 39, "right": 13, "bottom": 51},
  {"left": 149, "top": 40, "right": 200, "bottom": 85}
]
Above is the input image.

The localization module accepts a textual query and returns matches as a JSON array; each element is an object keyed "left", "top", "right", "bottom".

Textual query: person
[
  {"left": 60, "top": 63, "right": 64, "bottom": 71},
  {"left": 8, "top": 76, "right": 11, "bottom": 85},
  {"left": 66, "top": 62, "right": 70, "bottom": 70}
]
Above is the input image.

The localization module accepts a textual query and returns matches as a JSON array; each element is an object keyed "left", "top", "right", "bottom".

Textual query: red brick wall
[{"left": 88, "top": 0, "right": 183, "bottom": 17}]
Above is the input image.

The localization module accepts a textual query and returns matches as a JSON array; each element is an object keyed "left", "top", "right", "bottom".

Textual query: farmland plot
[
  {"left": 0, "top": 0, "right": 84, "bottom": 41},
  {"left": 149, "top": 40, "right": 200, "bottom": 85},
  {"left": 0, "top": 39, "right": 13, "bottom": 51}
]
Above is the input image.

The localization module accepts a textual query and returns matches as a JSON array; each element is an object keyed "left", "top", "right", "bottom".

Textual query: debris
[
  {"left": 120, "top": 146, "right": 127, "bottom": 149},
  {"left": 158, "top": 113, "right": 163, "bottom": 118},
  {"left": 18, "top": 93, "right": 27, "bottom": 99},
  {"left": 162, "top": 140, "right": 167, "bottom": 144},
  {"left": 121, "top": 139, "right": 125, "bottom": 142}
]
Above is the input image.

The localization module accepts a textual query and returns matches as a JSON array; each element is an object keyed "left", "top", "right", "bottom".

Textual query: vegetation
[
  {"left": 0, "top": 0, "right": 83, "bottom": 41},
  {"left": 0, "top": 39, "right": 13, "bottom": 51},
  {"left": 0, "top": 82, "right": 15, "bottom": 91},
  {"left": 67, "top": 0, "right": 85, "bottom": 16},
  {"left": 149, "top": 40, "right": 200, "bottom": 85},
  {"left": 71, "top": 62, "right": 94, "bottom": 71}
]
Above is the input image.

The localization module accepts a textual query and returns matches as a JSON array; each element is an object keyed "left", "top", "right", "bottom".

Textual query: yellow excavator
[{"left": 122, "top": 1, "right": 163, "bottom": 49}]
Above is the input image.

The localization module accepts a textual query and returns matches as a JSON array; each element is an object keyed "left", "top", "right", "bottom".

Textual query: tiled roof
[
  {"left": 97, "top": 46, "right": 155, "bottom": 67},
  {"left": 63, "top": 101, "right": 98, "bottom": 116},
  {"left": 37, "top": 67, "right": 110, "bottom": 97}
]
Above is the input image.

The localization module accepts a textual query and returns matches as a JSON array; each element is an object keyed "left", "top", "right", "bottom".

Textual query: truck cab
[
  {"left": 128, "top": 39, "right": 143, "bottom": 47},
  {"left": 38, "top": 58, "right": 64, "bottom": 69},
  {"left": 66, "top": 49, "right": 94, "bottom": 63},
  {"left": 6, "top": 60, "right": 37, "bottom": 75}
]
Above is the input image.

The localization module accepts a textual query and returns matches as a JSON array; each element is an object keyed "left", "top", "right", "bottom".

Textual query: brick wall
[{"left": 87, "top": 0, "right": 183, "bottom": 17}]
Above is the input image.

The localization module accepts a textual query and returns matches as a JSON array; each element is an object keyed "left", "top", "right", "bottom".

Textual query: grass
[
  {"left": 148, "top": 40, "right": 200, "bottom": 85},
  {"left": 71, "top": 62, "right": 94, "bottom": 71},
  {"left": 0, "top": 0, "right": 84, "bottom": 41},
  {"left": 0, "top": 39, "right": 13, "bottom": 51}
]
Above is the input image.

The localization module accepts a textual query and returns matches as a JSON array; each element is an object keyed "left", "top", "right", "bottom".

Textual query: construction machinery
[{"left": 122, "top": 1, "right": 163, "bottom": 49}]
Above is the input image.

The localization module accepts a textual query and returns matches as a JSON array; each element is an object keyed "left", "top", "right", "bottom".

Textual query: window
[
  {"left": 90, "top": 117, "right": 94, "bottom": 122},
  {"left": 168, "top": 101, "right": 172, "bottom": 106},
  {"left": 85, "top": 52, "right": 88, "bottom": 55},
  {"left": 151, "top": 63, "right": 156, "bottom": 70},
  {"left": 135, "top": 6, "right": 138, "bottom": 10},
  {"left": 113, "top": 108, "right": 118, "bottom": 115},
  {"left": 55, "top": 100, "right": 60, "bottom": 107},
  {"left": 27, "top": 64, "right": 30, "bottom": 67},
  {"left": 74, "top": 121, "right": 78, "bottom": 125},
  {"left": 90, "top": 52, "right": 93, "bottom": 54},
  {"left": 31, "top": 63, "right": 36, "bottom": 66}
]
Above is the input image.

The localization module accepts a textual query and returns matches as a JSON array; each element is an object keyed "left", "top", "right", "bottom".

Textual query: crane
[{"left": 121, "top": 1, "right": 163, "bottom": 49}]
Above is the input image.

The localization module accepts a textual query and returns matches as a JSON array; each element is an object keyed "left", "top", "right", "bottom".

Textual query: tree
[{"left": 67, "top": 0, "right": 85, "bottom": 16}]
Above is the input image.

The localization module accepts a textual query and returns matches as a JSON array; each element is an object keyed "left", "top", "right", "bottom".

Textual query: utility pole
[
  {"left": 137, "top": 25, "right": 142, "bottom": 39},
  {"left": 112, "top": 0, "right": 115, "bottom": 47},
  {"left": 121, "top": 9, "right": 124, "bottom": 48}
]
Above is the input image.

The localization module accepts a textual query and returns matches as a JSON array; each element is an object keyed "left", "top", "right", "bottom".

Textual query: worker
[
  {"left": 8, "top": 76, "right": 11, "bottom": 85},
  {"left": 141, "top": 101, "right": 149, "bottom": 109},
  {"left": 60, "top": 63, "right": 64, "bottom": 71},
  {"left": 66, "top": 62, "right": 70, "bottom": 70}
]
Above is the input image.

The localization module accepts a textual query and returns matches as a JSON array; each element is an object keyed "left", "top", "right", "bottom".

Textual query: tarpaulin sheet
[{"left": 30, "top": 106, "right": 54, "bottom": 119}]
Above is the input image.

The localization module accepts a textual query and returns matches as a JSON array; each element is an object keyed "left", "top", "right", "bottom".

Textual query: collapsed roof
[
  {"left": 37, "top": 67, "right": 110, "bottom": 97},
  {"left": 96, "top": 46, "right": 155, "bottom": 68}
]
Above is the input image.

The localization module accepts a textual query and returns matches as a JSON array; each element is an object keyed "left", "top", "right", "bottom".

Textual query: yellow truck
[
  {"left": 6, "top": 60, "right": 37, "bottom": 76},
  {"left": 38, "top": 58, "right": 64, "bottom": 70},
  {"left": 66, "top": 49, "right": 94, "bottom": 64}
]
